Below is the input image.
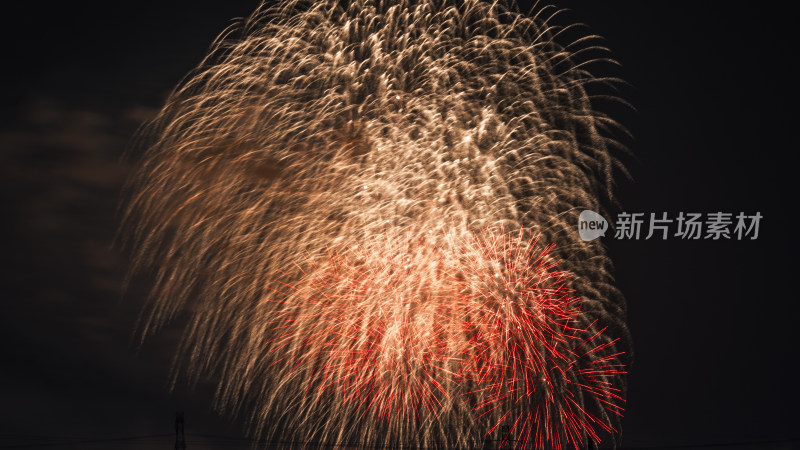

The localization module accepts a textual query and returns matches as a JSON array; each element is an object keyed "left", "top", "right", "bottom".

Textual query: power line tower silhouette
[{"left": 174, "top": 411, "right": 186, "bottom": 450}]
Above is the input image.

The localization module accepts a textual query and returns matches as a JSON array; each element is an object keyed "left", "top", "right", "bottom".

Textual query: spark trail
[{"left": 123, "top": 0, "right": 631, "bottom": 448}]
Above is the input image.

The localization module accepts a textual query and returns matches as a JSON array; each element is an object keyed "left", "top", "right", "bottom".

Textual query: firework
[{"left": 123, "top": 0, "right": 630, "bottom": 448}]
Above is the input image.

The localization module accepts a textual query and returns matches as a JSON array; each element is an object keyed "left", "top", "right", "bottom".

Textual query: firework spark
[{"left": 123, "top": 0, "right": 630, "bottom": 448}]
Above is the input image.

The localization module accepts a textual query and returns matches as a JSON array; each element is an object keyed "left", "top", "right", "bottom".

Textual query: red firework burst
[
  {"left": 460, "top": 229, "right": 626, "bottom": 449},
  {"left": 270, "top": 228, "right": 625, "bottom": 447}
]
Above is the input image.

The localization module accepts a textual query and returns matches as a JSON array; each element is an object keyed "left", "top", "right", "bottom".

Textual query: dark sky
[{"left": 1, "top": 1, "right": 797, "bottom": 449}]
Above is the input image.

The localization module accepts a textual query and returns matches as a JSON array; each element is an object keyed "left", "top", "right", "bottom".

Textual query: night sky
[{"left": 1, "top": 1, "right": 797, "bottom": 449}]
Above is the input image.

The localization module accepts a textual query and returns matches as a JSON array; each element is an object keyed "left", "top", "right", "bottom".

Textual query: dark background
[{"left": 1, "top": 1, "right": 796, "bottom": 448}]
